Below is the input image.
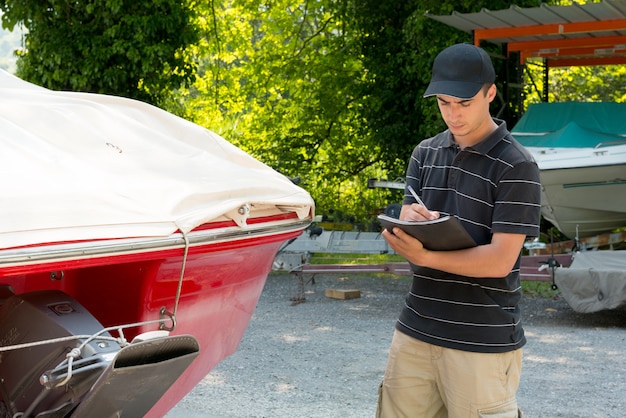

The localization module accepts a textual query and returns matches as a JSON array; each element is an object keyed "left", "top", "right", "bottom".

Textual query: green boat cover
[{"left": 511, "top": 102, "right": 626, "bottom": 148}]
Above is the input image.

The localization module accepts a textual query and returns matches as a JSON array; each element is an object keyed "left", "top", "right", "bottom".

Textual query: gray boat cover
[
  {"left": 554, "top": 251, "right": 626, "bottom": 313},
  {"left": 0, "top": 70, "right": 314, "bottom": 249}
]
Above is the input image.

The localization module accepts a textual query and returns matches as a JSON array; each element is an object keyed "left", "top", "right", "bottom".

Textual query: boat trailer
[{"left": 275, "top": 229, "right": 574, "bottom": 303}]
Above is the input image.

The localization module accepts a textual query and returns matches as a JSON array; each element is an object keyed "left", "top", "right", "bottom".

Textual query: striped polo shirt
[{"left": 396, "top": 119, "right": 541, "bottom": 353}]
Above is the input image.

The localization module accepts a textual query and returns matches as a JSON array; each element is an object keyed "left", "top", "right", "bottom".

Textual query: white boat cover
[
  {"left": 0, "top": 70, "right": 314, "bottom": 249},
  {"left": 554, "top": 251, "right": 626, "bottom": 313}
]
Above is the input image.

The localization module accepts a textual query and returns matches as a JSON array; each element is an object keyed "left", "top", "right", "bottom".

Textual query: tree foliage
[
  {"left": 524, "top": 62, "right": 626, "bottom": 104},
  {"left": 178, "top": 0, "right": 545, "bottom": 226},
  {"left": 0, "top": 0, "right": 199, "bottom": 105},
  {"left": 178, "top": 0, "right": 385, "bottom": 224}
]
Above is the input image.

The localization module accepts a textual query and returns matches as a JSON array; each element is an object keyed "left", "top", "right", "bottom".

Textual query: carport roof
[{"left": 426, "top": 0, "right": 626, "bottom": 67}]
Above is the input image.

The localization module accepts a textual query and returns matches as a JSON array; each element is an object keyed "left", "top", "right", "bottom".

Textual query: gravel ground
[{"left": 167, "top": 273, "right": 626, "bottom": 418}]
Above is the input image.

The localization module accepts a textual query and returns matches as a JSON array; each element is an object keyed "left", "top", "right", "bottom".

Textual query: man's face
[{"left": 435, "top": 84, "right": 496, "bottom": 146}]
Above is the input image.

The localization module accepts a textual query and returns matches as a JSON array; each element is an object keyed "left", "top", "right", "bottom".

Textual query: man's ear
[{"left": 487, "top": 84, "right": 497, "bottom": 102}]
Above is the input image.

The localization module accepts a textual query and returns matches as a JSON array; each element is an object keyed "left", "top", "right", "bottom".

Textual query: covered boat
[
  {"left": 0, "top": 70, "right": 314, "bottom": 416},
  {"left": 554, "top": 251, "right": 626, "bottom": 313},
  {"left": 512, "top": 102, "right": 626, "bottom": 239}
]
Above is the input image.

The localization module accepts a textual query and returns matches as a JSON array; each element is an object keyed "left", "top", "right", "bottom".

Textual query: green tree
[
  {"left": 524, "top": 63, "right": 626, "bottom": 104},
  {"left": 0, "top": 0, "right": 199, "bottom": 105},
  {"left": 179, "top": 0, "right": 388, "bottom": 224},
  {"left": 354, "top": 0, "right": 547, "bottom": 175},
  {"left": 179, "top": 0, "right": 545, "bottom": 227}
]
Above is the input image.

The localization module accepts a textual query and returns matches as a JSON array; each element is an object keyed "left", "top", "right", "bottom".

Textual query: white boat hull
[{"left": 529, "top": 144, "right": 626, "bottom": 239}]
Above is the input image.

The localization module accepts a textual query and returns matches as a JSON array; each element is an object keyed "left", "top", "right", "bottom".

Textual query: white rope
[
  {"left": 173, "top": 228, "right": 190, "bottom": 317},
  {"left": 54, "top": 348, "right": 82, "bottom": 387},
  {"left": 0, "top": 316, "right": 170, "bottom": 353}
]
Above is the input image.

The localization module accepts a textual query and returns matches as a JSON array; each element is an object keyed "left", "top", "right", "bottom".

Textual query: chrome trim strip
[{"left": 0, "top": 218, "right": 311, "bottom": 267}]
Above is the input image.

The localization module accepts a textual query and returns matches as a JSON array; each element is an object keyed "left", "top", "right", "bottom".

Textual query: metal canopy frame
[
  {"left": 426, "top": 1, "right": 626, "bottom": 122},
  {"left": 426, "top": 1, "right": 626, "bottom": 67}
]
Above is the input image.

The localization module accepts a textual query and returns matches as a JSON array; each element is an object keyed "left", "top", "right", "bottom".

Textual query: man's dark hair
[{"left": 481, "top": 83, "right": 493, "bottom": 97}]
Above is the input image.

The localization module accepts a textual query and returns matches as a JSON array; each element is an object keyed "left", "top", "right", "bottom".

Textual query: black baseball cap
[{"left": 423, "top": 43, "right": 495, "bottom": 99}]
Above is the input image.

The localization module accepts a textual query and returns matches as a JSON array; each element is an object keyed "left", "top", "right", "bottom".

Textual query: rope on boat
[
  {"left": 54, "top": 348, "right": 81, "bottom": 387},
  {"left": 1, "top": 314, "right": 178, "bottom": 418},
  {"left": 173, "top": 228, "right": 190, "bottom": 317},
  {"left": 0, "top": 316, "right": 173, "bottom": 354},
  {"left": 90, "top": 228, "right": 188, "bottom": 339},
  {"left": 158, "top": 227, "right": 190, "bottom": 332}
]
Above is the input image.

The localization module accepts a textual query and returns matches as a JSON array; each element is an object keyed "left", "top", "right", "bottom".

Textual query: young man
[{"left": 378, "top": 43, "right": 541, "bottom": 418}]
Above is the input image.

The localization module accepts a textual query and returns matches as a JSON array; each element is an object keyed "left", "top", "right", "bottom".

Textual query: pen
[{"left": 407, "top": 185, "right": 428, "bottom": 210}]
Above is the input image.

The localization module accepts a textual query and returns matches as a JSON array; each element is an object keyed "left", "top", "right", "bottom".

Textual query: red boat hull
[{"left": 0, "top": 219, "right": 305, "bottom": 416}]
